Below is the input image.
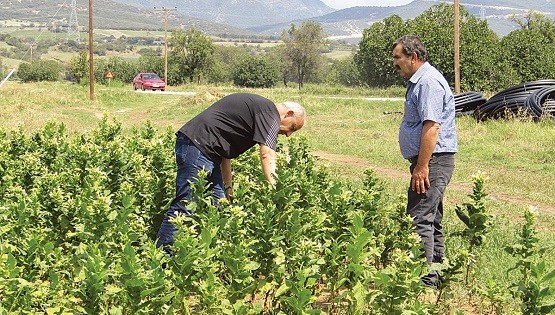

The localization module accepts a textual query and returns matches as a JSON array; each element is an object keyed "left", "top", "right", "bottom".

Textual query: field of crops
[{"left": 1, "top": 82, "right": 555, "bottom": 314}]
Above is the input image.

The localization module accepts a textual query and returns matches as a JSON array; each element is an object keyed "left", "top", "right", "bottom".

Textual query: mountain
[
  {"left": 0, "top": 0, "right": 256, "bottom": 36},
  {"left": 250, "top": 0, "right": 555, "bottom": 40},
  {"left": 1, "top": 0, "right": 553, "bottom": 42},
  {"left": 110, "top": 0, "right": 335, "bottom": 29}
]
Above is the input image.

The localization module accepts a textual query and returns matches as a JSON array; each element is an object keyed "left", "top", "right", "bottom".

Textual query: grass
[{"left": 1, "top": 80, "right": 555, "bottom": 312}]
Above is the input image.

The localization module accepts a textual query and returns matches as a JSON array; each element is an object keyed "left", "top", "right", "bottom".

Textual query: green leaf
[
  {"left": 455, "top": 207, "right": 470, "bottom": 226},
  {"left": 275, "top": 283, "right": 289, "bottom": 297},
  {"left": 541, "top": 268, "right": 555, "bottom": 282}
]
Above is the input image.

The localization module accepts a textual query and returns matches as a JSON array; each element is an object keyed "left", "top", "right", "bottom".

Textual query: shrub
[
  {"left": 17, "top": 59, "right": 63, "bottom": 82},
  {"left": 232, "top": 55, "right": 279, "bottom": 88}
]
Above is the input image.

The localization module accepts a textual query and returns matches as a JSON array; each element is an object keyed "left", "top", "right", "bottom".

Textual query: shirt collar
[{"left": 408, "top": 61, "right": 431, "bottom": 84}]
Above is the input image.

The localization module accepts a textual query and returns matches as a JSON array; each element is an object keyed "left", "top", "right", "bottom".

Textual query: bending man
[{"left": 156, "top": 93, "right": 306, "bottom": 250}]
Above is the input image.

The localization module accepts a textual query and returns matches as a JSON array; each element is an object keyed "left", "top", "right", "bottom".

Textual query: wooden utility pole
[
  {"left": 454, "top": 0, "right": 461, "bottom": 94},
  {"left": 155, "top": 7, "right": 176, "bottom": 87},
  {"left": 89, "top": 0, "right": 95, "bottom": 100}
]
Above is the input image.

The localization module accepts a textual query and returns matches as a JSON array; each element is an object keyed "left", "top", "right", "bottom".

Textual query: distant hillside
[
  {"left": 0, "top": 0, "right": 553, "bottom": 42},
  {"left": 110, "top": 0, "right": 335, "bottom": 29},
  {"left": 0, "top": 0, "right": 255, "bottom": 37},
  {"left": 250, "top": 0, "right": 554, "bottom": 41}
]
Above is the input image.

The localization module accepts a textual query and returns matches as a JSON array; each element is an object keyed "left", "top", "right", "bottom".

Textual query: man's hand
[
  {"left": 412, "top": 120, "right": 439, "bottom": 194},
  {"left": 411, "top": 163, "right": 430, "bottom": 194},
  {"left": 225, "top": 185, "right": 234, "bottom": 203}
]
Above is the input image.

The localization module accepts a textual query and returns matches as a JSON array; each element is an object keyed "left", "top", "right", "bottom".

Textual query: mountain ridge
[{"left": 0, "top": 0, "right": 553, "bottom": 41}]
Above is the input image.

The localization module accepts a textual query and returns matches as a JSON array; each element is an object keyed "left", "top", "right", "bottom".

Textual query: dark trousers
[
  {"left": 407, "top": 153, "right": 455, "bottom": 264},
  {"left": 156, "top": 133, "right": 225, "bottom": 248}
]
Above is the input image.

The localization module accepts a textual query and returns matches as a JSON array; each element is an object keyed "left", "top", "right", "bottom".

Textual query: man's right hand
[{"left": 225, "top": 186, "right": 234, "bottom": 203}]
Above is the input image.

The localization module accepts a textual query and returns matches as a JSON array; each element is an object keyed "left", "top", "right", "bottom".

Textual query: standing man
[
  {"left": 157, "top": 93, "right": 306, "bottom": 251},
  {"left": 392, "top": 35, "right": 458, "bottom": 288}
]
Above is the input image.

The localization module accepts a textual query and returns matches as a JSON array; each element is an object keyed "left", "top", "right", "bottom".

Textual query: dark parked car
[{"left": 132, "top": 72, "right": 166, "bottom": 91}]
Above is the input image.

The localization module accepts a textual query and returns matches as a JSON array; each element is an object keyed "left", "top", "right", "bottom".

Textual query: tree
[
  {"left": 137, "top": 52, "right": 164, "bottom": 80},
  {"left": 355, "top": 14, "right": 406, "bottom": 87},
  {"left": 511, "top": 11, "right": 555, "bottom": 42},
  {"left": 326, "top": 58, "right": 363, "bottom": 87},
  {"left": 355, "top": 3, "right": 518, "bottom": 92},
  {"left": 503, "top": 12, "right": 555, "bottom": 83},
  {"left": 68, "top": 50, "right": 89, "bottom": 84},
  {"left": 206, "top": 45, "right": 250, "bottom": 84},
  {"left": 95, "top": 57, "right": 138, "bottom": 85},
  {"left": 267, "top": 45, "right": 295, "bottom": 87},
  {"left": 501, "top": 28, "right": 555, "bottom": 83},
  {"left": 409, "top": 3, "right": 516, "bottom": 92},
  {"left": 281, "top": 21, "right": 327, "bottom": 89},
  {"left": 169, "top": 28, "right": 215, "bottom": 84}
]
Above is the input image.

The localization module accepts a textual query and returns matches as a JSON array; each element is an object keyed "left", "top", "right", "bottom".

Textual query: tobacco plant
[
  {"left": 505, "top": 208, "right": 555, "bottom": 315},
  {"left": 0, "top": 120, "right": 441, "bottom": 314}
]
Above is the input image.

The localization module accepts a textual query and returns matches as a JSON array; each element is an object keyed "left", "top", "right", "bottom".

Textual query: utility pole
[
  {"left": 89, "top": 0, "right": 95, "bottom": 101},
  {"left": 154, "top": 7, "right": 176, "bottom": 87},
  {"left": 454, "top": 0, "right": 460, "bottom": 94}
]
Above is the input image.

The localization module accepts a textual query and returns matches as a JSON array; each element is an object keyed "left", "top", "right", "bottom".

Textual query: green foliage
[
  {"left": 232, "top": 55, "right": 279, "bottom": 88},
  {"left": 505, "top": 209, "right": 555, "bottom": 315},
  {"left": 326, "top": 58, "right": 363, "bottom": 87},
  {"left": 17, "top": 59, "right": 63, "bottom": 82},
  {"left": 501, "top": 28, "right": 555, "bottom": 83},
  {"left": 68, "top": 50, "right": 89, "bottom": 84},
  {"left": 169, "top": 28, "right": 216, "bottom": 84},
  {"left": 281, "top": 21, "right": 328, "bottom": 89},
  {"left": 0, "top": 121, "right": 436, "bottom": 313},
  {"left": 453, "top": 173, "right": 493, "bottom": 286},
  {"left": 0, "top": 56, "right": 5, "bottom": 77},
  {"left": 206, "top": 45, "right": 250, "bottom": 84},
  {"left": 454, "top": 173, "right": 493, "bottom": 249},
  {"left": 355, "top": 14, "right": 406, "bottom": 87},
  {"left": 354, "top": 3, "right": 525, "bottom": 91},
  {"left": 137, "top": 52, "right": 164, "bottom": 80},
  {"left": 95, "top": 56, "right": 139, "bottom": 85}
]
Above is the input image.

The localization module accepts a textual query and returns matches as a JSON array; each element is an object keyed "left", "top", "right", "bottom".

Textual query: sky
[{"left": 321, "top": 0, "right": 413, "bottom": 10}]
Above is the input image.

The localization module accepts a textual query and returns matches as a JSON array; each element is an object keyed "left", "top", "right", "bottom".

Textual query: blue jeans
[
  {"left": 156, "top": 133, "right": 225, "bottom": 247},
  {"left": 407, "top": 153, "right": 455, "bottom": 264}
]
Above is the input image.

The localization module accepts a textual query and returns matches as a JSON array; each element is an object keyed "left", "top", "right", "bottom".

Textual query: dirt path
[{"left": 312, "top": 151, "right": 555, "bottom": 216}]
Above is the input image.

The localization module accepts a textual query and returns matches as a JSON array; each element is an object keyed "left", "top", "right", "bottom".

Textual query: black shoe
[{"left": 420, "top": 271, "right": 442, "bottom": 290}]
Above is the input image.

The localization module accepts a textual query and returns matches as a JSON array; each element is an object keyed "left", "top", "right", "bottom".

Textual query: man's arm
[
  {"left": 221, "top": 158, "right": 233, "bottom": 200},
  {"left": 259, "top": 144, "right": 277, "bottom": 186},
  {"left": 412, "top": 120, "right": 440, "bottom": 194}
]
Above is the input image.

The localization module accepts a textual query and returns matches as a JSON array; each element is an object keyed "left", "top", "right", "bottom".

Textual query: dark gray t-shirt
[{"left": 179, "top": 93, "right": 280, "bottom": 163}]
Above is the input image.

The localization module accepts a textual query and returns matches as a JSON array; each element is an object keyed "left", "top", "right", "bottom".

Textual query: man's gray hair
[{"left": 279, "top": 101, "right": 305, "bottom": 118}]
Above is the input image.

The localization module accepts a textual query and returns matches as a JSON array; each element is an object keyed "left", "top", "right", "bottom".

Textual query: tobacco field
[{"left": 1, "top": 118, "right": 552, "bottom": 314}]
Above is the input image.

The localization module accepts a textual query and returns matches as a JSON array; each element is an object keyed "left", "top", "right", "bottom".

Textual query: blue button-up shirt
[{"left": 399, "top": 62, "right": 458, "bottom": 159}]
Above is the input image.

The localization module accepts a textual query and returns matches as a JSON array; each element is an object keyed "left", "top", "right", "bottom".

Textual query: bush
[
  {"left": 232, "top": 55, "right": 279, "bottom": 88},
  {"left": 17, "top": 59, "right": 63, "bottom": 82}
]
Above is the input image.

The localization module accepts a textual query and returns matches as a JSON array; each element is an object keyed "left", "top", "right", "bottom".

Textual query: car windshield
[{"left": 143, "top": 73, "right": 160, "bottom": 80}]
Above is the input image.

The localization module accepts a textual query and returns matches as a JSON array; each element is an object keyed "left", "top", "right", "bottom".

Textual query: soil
[{"left": 311, "top": 151, "right": 555, "bottom": 216}]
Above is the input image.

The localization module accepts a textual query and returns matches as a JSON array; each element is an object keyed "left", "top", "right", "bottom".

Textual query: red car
[{"left": 132, "top": 72, "right": 166, "bottom": 91}]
